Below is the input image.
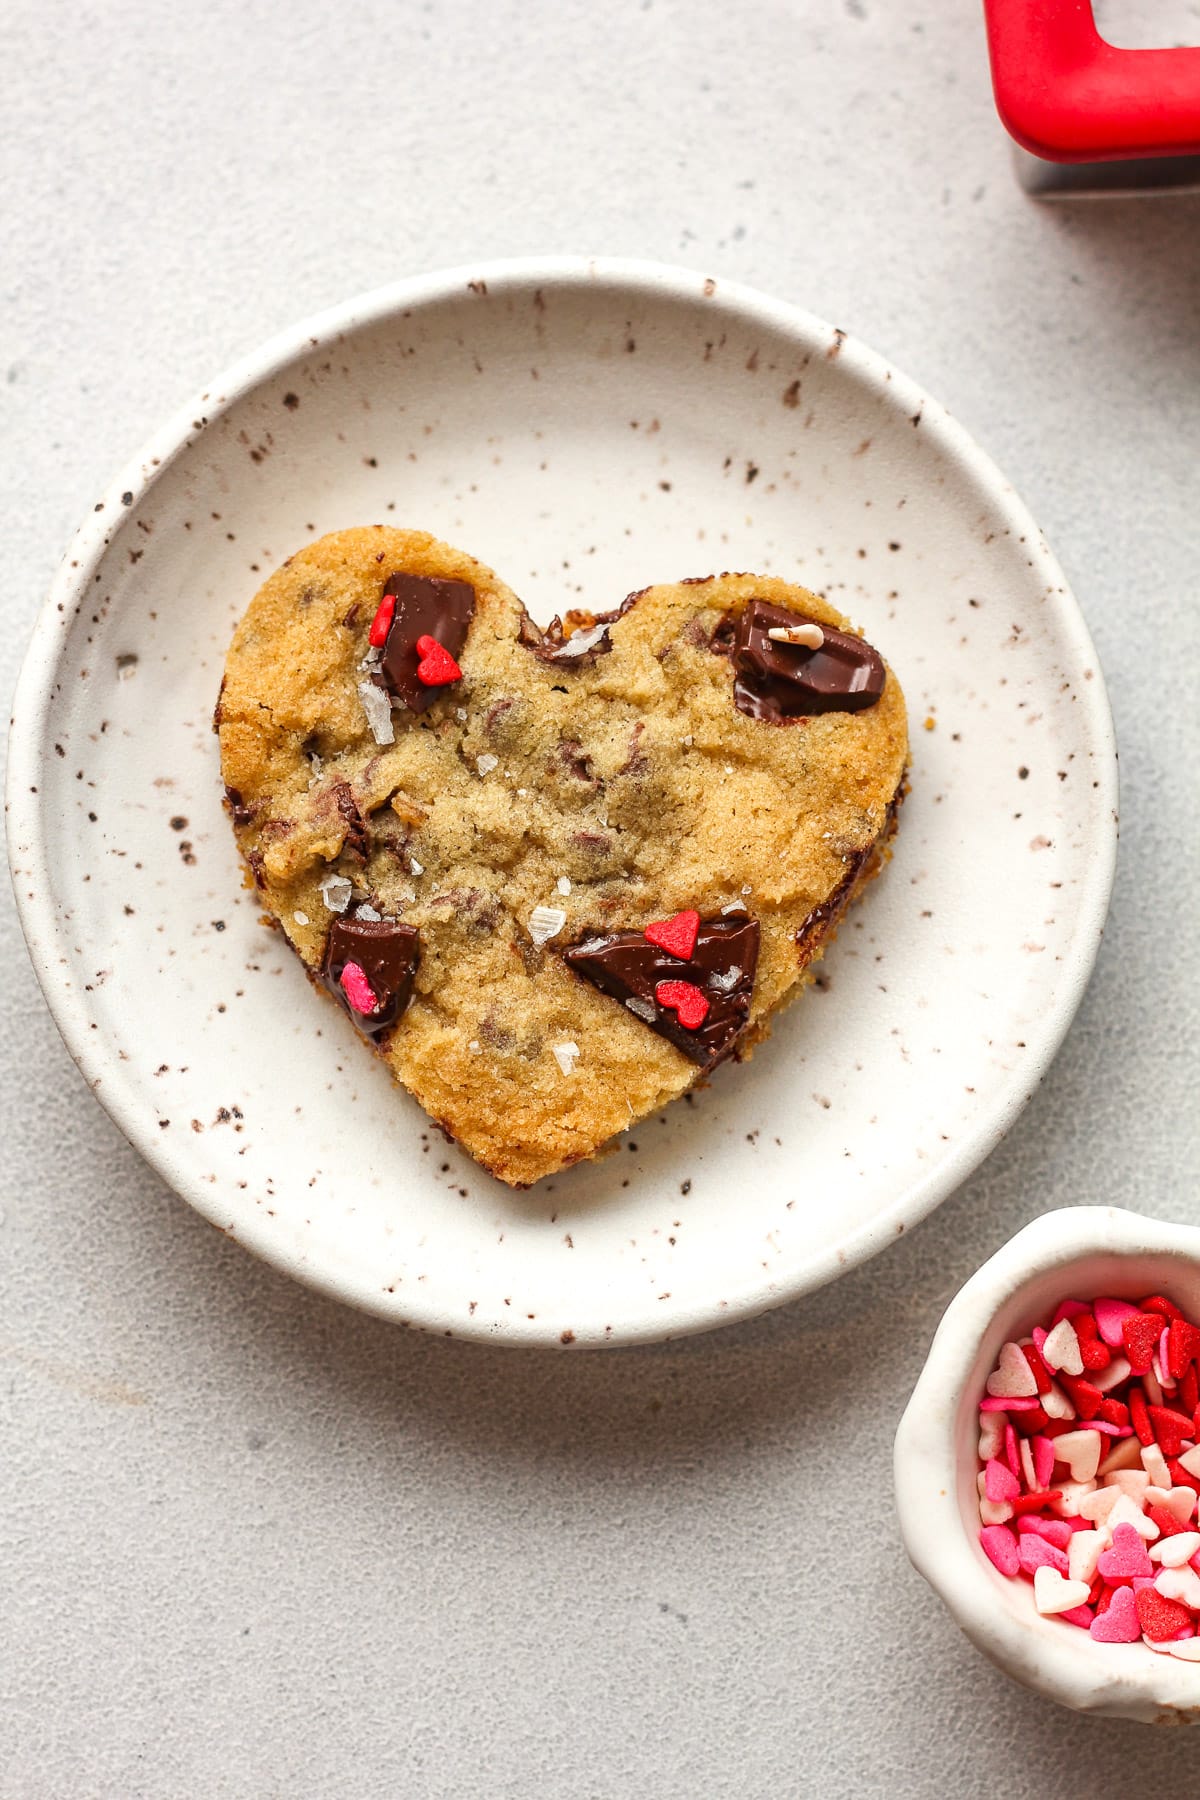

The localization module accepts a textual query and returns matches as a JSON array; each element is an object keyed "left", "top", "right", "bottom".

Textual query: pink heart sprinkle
[
  {"left": 1018, "top": 1536, "right": 1068, "bottom": 1577},
  {"left": 339, "top": 961, "right": 378, "bottom": 1015},
  {"left": 1004, "top": 1424, "right": 1021, "bottom": 1480},
  {"left": 980, "top": 1396, "right": 1038, "bottom": 1412},
  {"left": 1093, "top": 1297, "right": 1142, "bottom": 1348},
  {"left": 1060, "top": 1603, "right": 1095, "bottom": 1629},
  {"left": 1032, "top": 1436, "right": 1056, "bottom": 1490},
  {"left": 1090, "top": 1585, "right": 1141, "bottom": 1643},
  {"left": 1050, "top": 1299, "right": 1089, "bottom": 1327},
  {"left": 1097, "top": 1522, "right": 1154, "bottom": 1582},
  {"left": 985, "top": 1458, "right": 1021, "bottom": 1504},
  {"left": 1018, "top": 1517, "right": 1074, "bottom": 1550},
  {"left": 980, "top": 1525, "right": 1020, "bottom": 1577}
]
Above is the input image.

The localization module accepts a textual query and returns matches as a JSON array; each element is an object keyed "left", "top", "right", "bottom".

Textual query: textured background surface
[{"left": 2, "top": 1, "right": 1198, "bottom": 1794}]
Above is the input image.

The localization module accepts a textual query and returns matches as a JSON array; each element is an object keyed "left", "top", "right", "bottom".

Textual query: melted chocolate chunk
[
  {"left": 379, "top": 572, "right": 476, "bottom": 711},
  {"left": 331, "top": 782, "right": 370, "bottom": 863},
  {"left": 320, "top": 915, "right": 420, "bottom": 1036},
  {"left": 563, "top": 917, "right": 759, "bottom": 1069},
  {"left": 223, "top": 784, "right": 257, "bottom": 829},
  {"left": 718, "top": 597, "right": 885, "bottom": 721}
]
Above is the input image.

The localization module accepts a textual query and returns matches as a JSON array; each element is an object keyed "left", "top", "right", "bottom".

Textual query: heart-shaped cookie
[{"left": 216, "top": 528, "right": 908, "bottom": 1185}]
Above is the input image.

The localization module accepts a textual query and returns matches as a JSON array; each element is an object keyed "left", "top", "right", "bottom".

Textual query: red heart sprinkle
[
  {"left": 414, "top": 634, "right": 462, "bottom": 687},
  {"left": 1020, "top": 1341, "right": 1054, "bottom": 1395},
  {"left": 368, "top": 593, "right": 396, "bottom": 647},
  {"left": 1141, "top": 1294, "right": 1186, "bottom": 1322},
  {"left": 1167, "top": 1317, "right": 1200, "bottom": 1380},
  {"left": 1169, "top": 1457, "right": 1200, "bottom": 1495},
  {"left": 655, "top": 979, "right": 710, "bottom": 1030},
  {"left": 644, "top": 909, "right": 701, "bottom": 961},
  {"left": 1135, "top": 1587, "right": 1193, "bottom": 1643},
  {"left": 1074, "top": 1316, "right": 1111, "bottom": 1371},
  {"left": 1128, "top": 1385, "right": 1153, "bottom": 1446},
  {"left": 1058, "top": 1373, "right": 1104, "bottom": 1420},
  {"left": 1180, "top": 1364, "right": 1199, "bottom": 1417},
  {"left": 1121, "top": 1311, "right": 1161, "bottom": 1376},
  {"left": 1095, "top": 1397, "right": 1129, "bottom": 1429},
  {"left": 1009, "top": 1490, "right": 1063, "bottom": 1516},
  {"left": 1148, "top": 1503, "right": 1189, "bottom": 1539},
  {"left": 1147, "top": 1404, "right": 1194, "bottom": 1457}
]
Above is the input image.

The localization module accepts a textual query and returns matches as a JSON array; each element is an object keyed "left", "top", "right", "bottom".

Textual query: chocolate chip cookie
[{"left": 216, "top": 527, "right": 908, "bottom": 1185}]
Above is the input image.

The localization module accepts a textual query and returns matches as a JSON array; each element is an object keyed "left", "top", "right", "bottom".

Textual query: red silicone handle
[{"left": 983, "top": 0, "right": 1200, "bottom": 162}]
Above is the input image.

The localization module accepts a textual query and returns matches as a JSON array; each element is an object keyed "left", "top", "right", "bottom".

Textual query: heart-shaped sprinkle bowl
[{"left": 895, "top": 1207, "right": 1200, "bottom": 1723}]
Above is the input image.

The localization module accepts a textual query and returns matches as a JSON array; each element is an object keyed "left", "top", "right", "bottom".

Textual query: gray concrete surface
[{"left": 3, "top": 1, "right": 1198, "bottom": 1793}]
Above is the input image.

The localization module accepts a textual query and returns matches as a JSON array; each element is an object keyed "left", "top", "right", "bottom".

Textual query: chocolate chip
[
  {"left": 321, "top": 916, "right": 419, "bottom": 1036},
  {"left": 564, "top": 917, "right": 759, "bottom": 1069},
  {"left": 718, "top": 597, "right": 885, "bottom": 721},
  {"left": 379, "top": 572, "right": 475, "bottom": 711}
]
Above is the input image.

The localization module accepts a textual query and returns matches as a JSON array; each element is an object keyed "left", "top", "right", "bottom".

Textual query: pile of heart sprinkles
[{"left": 977, "top": 1293, "right": 1200, "bottom": 1657}]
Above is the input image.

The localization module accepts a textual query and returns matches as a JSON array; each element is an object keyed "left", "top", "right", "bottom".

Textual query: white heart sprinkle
[
  {"left": 1150, "top": 1532, "right": 1200, "bottom": 1568},
  {"left": 1156, "top": 1565, "right": 1200, "bottom": 1608},
  {"left": 985, "top": 1342, "right": 1038, "bottom": 1399},
  {"left": 1041, "top": 1319, "right": 1084, "bottom": 1376},
  {"left": 1067, "top": 1530, "right": 1106, "bottom": 1586},
  {"left": 1033, "top": 1566, "right": 1091, "bottom": 1615},
  {"left": 1052, "top": 1428, "right": 1102, "bottom": 1484},
  {"left": 528, "top": 905, "right": 567, "bottom": 947}
]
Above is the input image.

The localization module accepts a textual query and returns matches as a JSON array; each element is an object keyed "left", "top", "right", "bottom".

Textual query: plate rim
[{"left": 5, "top": 255, "right": 1119, "bottom": 1346}]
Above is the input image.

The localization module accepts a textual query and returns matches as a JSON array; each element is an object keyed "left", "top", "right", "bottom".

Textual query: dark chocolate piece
[
  {"left": 331, "top": 782, "right": 370, "bottom": 863},
  {"left": 520, "top": 595, "right": 634, "bottom": 668},
  {"left": 563, "top": 917, "right": 759, "bottom": 1069},
  {"left": 719, "top": 597, "right": 885, "bottom": 721},
  {"left": 379, "top": 572, "right": 476, "bottom": 711},
  {"left": 320, "top": 915, "right": 420, "bottom": 1036}
]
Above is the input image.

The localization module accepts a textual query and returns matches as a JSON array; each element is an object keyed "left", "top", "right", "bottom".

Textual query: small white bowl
[{"left": 895, "top": 1206, "right": 1200, "bottom": 1723}]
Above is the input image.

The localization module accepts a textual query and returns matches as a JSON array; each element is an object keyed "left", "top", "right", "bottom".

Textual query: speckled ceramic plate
[{"left": 7, "top": 258, "right": 1117, "bottom": 1346}]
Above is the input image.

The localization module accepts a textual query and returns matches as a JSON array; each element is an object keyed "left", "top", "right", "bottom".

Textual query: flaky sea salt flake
[
  {"left": 552, "top": 1041, "right": 581, "bottom": 1076},
  {"left": 625, "top": 996, "right": 657, "bottom": 1024},
  {"left": 318, "top": 874, "right": 353, "bottom": 914},
  {"left": 358, "top": 680, "right": 395, "bottom": 745},
  {"left": 293, "top": 910, "right": 310, "bottom": 926},
  {"left": 557, "top": 877, "right": 572, "bottom": 895},
  {"left": 476, "top": 753, "right": 499, "bottom": 776},
  {"left": 357, "top": 904, "right": 381, "bottom": 922}
]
